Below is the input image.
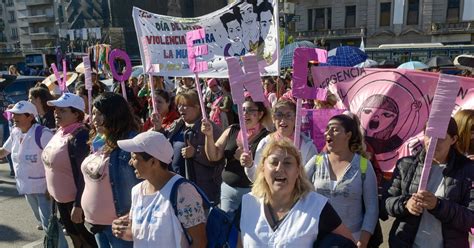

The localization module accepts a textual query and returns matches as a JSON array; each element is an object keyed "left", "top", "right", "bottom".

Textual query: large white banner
[{"left": 132, "top": 1, "right": 279, "bottom": 78}]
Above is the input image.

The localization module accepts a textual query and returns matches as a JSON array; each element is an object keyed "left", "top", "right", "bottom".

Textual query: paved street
[
  {"left": 0, "top": 161, "right": 470, "bottom": 247},
  {"left": 0, "top": 162, "right": 48, "bottom": 248}
]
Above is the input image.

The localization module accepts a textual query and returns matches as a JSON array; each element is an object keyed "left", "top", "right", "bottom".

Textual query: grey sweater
[{"left": 305, "top": 153, "right": 378, "bottom": 240}]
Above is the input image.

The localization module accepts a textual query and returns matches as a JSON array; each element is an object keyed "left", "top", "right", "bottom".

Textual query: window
[
  {"left": 314, "top": 8, "right": 325, "bottom": 29},
  {"left": 11, "top": 27, "right": 17, "bottom": 40},
  {"left": 406, "top": 0, "right": 419, "bottom": 25},
  {"left": 308, "top": 9, "right": 313, "bottom": 30},
  {"left": 8, "top": 11, "right": 15, "bottom": 23},
  {"left": 6, "top": 0, "right": 13, "bottom": 7},
  {"left": 379, "top": 2, "right": 391, "bottom": 26},
  {"left": 345, "top": 6, "right": 356, "bottom": 28},
  {"left": 327, "top": 8, "right": 332, "bottom": 29},
  {"left": 446, "top": 0, "right": 460, "bottom": 23},
  {"left": 58, "top": 5, "right": 64, "bottom": 23}
]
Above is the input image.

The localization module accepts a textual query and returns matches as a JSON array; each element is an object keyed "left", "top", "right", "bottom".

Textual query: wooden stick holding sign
[
  {"left": 185, "top": 28, "right": 208, "bottom": 119},
  {"left": 51, "top": 60, "right": 68, "bottom": 93},
  {"left": 226, "top": 55, "right": 266, "bottom": 153},
  {"left": 292, "top": 48, "right": 328, "bottom": 147},
  {"left": 109, "top": 49, "right": 132, "bottom": 101},
  {"left": 141, "top": 36, "right": 161, "bottom": 115},
  {"left": 82, "top": 55, "right": 93, "bottom": 122},
  {"left": 418, "top": 74, "right": 460, "bottom": 191}
]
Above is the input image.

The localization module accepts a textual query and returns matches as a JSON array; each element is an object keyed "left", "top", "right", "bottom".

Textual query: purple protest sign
[
  {"left": 51, "top": 61, "right": 68, "bottom": 93},
  {"left": 186, "top": 29, "right": 208, "bottom": 73},
  {"left": 300, "top": 108, "right": 346, "bottom": 151},
  {"left": 141, "top": 36, "right": 159, "bottom": 114},
  {"left": 226, "top": 55, "right": 266, "bottom": 153},
  {"left": 292, "top": 48, "right": 321, "bottom": 99},
  {"left": 83, "top": 55, "right": 93, "bottom": 118},
  {"left": 418, "top": 74, "right": 460, "bottom": 191},
  {"left": 109, "top": 49, "right": 132, "bottom": 101},
  {"left": 185, "top": 28, "right": 209, "bottom": 119}
]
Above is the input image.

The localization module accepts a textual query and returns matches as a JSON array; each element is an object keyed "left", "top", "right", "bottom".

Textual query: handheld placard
[
  {"left": 109, "top": 49, "right": 132, "bottom": 101},
  {"left": 226, "top": 55, "right": 266, "bottom": 153},
  {"left": 185, "top": 28, "right": 209, "bottom": 119},
  {"left": 418, "top": 74, "right": 460, "bottom": 191},
  {"left": 83, "top": 55, "right": 93, "bottom": 120},
  {"left": 141, "top": 36, "right": 160, "bottom": 115}
]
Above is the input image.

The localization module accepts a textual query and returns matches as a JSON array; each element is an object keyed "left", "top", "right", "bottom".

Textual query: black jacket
[{"left": 385, "top": 149, "right": 474, "bottom": 248}]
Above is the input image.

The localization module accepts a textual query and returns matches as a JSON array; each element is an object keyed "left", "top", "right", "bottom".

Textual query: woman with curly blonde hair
[
  {"left": 454, "top": 109, "right": 474, "bottom": 158},
  {"left": 240, "top": 138, "right": 353, "bottom": 246},
  {"left": 305, "top": 114, "right": 379, "bottom": 248}
]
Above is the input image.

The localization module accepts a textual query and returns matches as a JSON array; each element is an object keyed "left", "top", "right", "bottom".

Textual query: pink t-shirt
[
  {"left": 42, "top": 124, "right": 83, "bottom": 203},
  {"left": 81, "top": 151, "right": 118, "bottom": 225}
]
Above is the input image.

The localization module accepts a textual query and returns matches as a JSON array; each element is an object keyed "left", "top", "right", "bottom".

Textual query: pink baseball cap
[{"left": 117, "top": 131, "right": 173, "bottom": 164}]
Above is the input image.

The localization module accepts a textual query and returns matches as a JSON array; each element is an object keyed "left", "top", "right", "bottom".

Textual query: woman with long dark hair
[
  {"left": 29, "top": 86, "right": 56, "bottom": 129},
  {"left": 81, "top": 92, "right": 141, "bottom": 247},
  {"left": 305, "top": 114, "right": 379, "bottom": 248}
]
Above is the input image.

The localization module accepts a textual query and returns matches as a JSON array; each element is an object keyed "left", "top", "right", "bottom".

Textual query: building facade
[{"left": 289, "top": 0, "right": 474, "bottom": 49}]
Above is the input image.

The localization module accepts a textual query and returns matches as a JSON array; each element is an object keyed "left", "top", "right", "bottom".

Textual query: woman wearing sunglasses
[
  {"left": 242, "top": 99, "right": 318, "bottom": 182},
  {"left": 201, "top": 97, "right": 271, "bottom": 216}
]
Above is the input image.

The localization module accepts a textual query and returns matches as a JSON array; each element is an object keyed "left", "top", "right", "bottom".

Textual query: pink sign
[
  {"left": 419, "top": 74, "right": 460, "bottom": 191},
  {"left": 300, "top": 108, "right": 345, "bottom": 151},
  {"left": 186, "top": 29, "right": 208, "bottom": 73},
  {"left": 226, "top": 55, "right": 266, "bottom": 153},
  {"left": 185, "top": 29, "right": 208, "bottom": 119},
  {"left": 51, "top": 61, "right": 68, "bottom": 93},
  {"left": 109, "top": 49, "right": 132, "bottom": 101},
  {"left": 82, "top": 55, "right": 93, "bottom": 118},
  {"left": 310, "top": 67, "right": 474, "bottom": 171}
]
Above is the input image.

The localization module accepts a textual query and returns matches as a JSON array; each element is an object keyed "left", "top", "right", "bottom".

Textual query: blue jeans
[
  {"left": 220, "top": 182, "right": 250, "bottom": 219},
  {"left": 25, "top": 194, "right": 68, "bottom": 248},
  {"left": 95, "top": 226, "right": 133, "bottom": 248}
]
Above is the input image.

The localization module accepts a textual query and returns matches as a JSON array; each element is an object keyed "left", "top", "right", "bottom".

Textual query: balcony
[
  {"left": 26, "top": 0, "right": 53, "bottom": 6},
  {"left": 430, "top": 22, "right": 474, "bottom": 34},
  {"left": 27, "top": 14, "right": 55, "bottom": 24},
  {"left": 295, "top": 28, "right": 364, "bottom": 40},
  {"left": 29, "top": 31, "right": 56, "bottom": 41}
]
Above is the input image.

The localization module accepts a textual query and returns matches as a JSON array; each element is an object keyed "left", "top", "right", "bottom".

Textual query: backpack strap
[
  {"left": 315, "top": 154, "right": 368, "bottom": 182},
  {"left": 170, "top": 177, "right": 213, "bottom": 245},
  {"left": 360, "top": 156, "right": 368, "bottom": 182},
  {"left": 34, "top": 125, "right": 45, "bottom": 150}
]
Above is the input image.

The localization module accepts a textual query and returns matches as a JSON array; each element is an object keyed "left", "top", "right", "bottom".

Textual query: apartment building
[{"left": 288, "top": 0, "right": 474, "bottom": 49}]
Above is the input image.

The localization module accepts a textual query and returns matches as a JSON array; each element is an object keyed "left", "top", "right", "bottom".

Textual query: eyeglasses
[
  {"left": 242, "top": 107, "right": 259, "bottom": 113},
  {"left": 273, "top": 112, "right": 295, "bottom": 120}
]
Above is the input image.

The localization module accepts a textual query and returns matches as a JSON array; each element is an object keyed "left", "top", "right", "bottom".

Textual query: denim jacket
[{"left": 108, "top": 131, "right": 141, "bottom": 217}]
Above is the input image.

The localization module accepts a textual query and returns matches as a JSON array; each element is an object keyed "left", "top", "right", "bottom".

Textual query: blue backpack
[{"left": 170, "top": 178, "right": 238, "bottom": 248}]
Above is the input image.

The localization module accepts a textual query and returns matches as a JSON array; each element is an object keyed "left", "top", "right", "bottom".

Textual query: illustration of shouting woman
[{"left": 357, "top": 94, "right": 421, "bottom": 154}]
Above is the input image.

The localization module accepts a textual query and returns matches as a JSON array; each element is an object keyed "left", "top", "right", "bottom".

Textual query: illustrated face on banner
[
  {"left": 358, "top": 95, "right": 399, "bottom": 138},
  {"left": 226, "top": 20, "right": 243, "bottom": 42},
  {"left": 259, "top": 10, "right": 273, "bottom": 42},
  {"left": 133, "top": 1, "right": 279, "bottom": 77},
  {"left": 239, "top": 2, "right": 257, "bottom": 25}
]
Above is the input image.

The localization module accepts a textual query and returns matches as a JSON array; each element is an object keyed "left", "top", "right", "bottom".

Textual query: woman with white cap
[
  {"left": 42, "top": 93, "right": 97, "bottom": 248},
  {"left": 111, "top": 131, "right": 207, "bottom": 247},
  {"left": 0, "top": 101, "right": 68, "bottom": 247}
]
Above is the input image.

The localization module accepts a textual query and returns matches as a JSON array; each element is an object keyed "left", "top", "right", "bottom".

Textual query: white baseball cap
[
  {"left": 6, "top": 101, "right": 38, "bottom": 117},
  {"left": 47, "top": 93, "right": 85, "bottom": 112},
  {"left": 117, "top": 131, "right": 173, "bottom": 164}
]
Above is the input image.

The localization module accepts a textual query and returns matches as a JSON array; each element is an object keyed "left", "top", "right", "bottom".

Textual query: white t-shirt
[
  {"left": 240, "top": 192, "right": 327, "bottom": 247},
  {"left": 130, "top": 174, "right": 206, "bottom": 248},
  {"left": 3, "top": 124, "right": 53, "bottom": 194}
]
